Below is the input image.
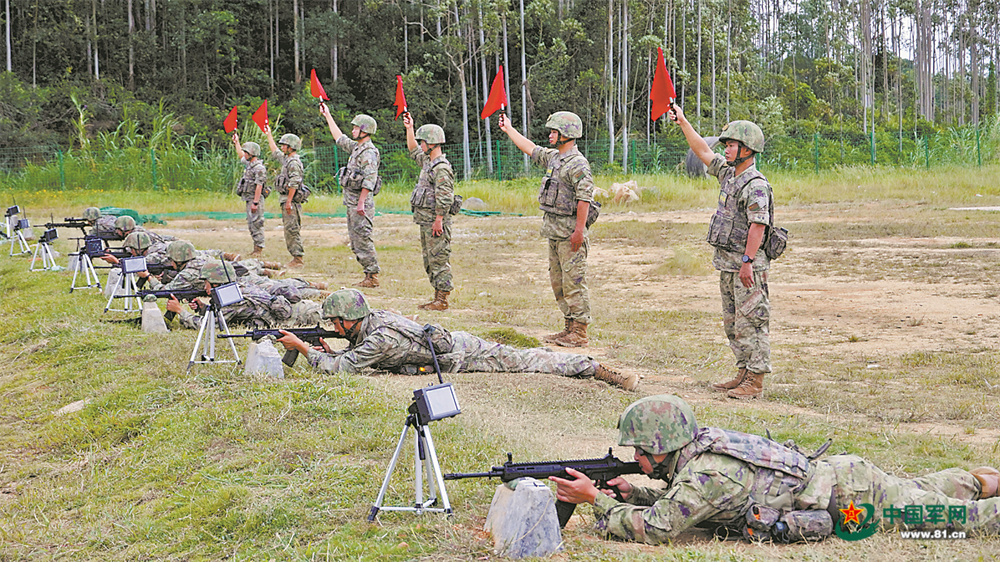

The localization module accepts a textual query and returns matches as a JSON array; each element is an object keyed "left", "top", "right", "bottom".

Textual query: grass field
[{"left": 2, "top": 165, "right": 1000, "bottom": 560}]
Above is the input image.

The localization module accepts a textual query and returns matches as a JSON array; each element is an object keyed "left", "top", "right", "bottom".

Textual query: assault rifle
[
  {"left": 443, "top": 448, "right": 643, "bottom": 527},
  {"left": 117, "top": 288, "right": 209, "bottom": 321},
  {"left": 218, "top": 325, "right": 340, "bottom": 366},
  {"left": 45, "top": 216, "right": 89, "bottom": 235}
]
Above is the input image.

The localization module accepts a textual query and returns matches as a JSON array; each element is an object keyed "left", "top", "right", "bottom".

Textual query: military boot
[
  {"left": 553, "top": 320, "right": 588, "bottom": 348},
  {"left": 727, "top": 371, "right": 764, "bottom": 400},
  {"left": 262, "top": 260, "right": 284, "bottom": 270},
  {"left": 543, "top": 318, "right": 572, "bottom": 343},
  {"left": 261, "top": 268, "right": 282, "bottom": 278},
  {"left": 286, "top": 256, "right": 304, "bottom": 269},
  {"left": 971, "top": 467, "right": 1000, "bottom": 498},
  {"left": 594, "top": 363, "right": 639, "bottom": 391},
  {"left": 309, "top": 281, "right": 328, "bottom": 290},
  {"left": 223, "top": 252, "right": 242, "bottom": 262},
  {"left": 355, "top": 272, "right": 379, "bottom": 288},
  {"left": 712, "top": 368, "right": 747, "bottom": 392},
  {"left": 418, "top": 290, "right": 449, "bottom": 311},
  {"left": 249, "top": 246, "right": 264, "bottom": 258}
]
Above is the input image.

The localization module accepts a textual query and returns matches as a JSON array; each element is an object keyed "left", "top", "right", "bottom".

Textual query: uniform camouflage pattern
[
  {"left": 719, "top": 120, "right": 765, "bottom": 153},
  {"left": 114, "top": 215, "right": 136, "bottom": 232},
  {"left": 531, "top": 146, "right": 596, "bottom": 240},
  {"left": 145, "top": 252, "right": 212, "bottom": 292},
  {"left": 415, "top": 124, "right": 446, "bottom": 144},
  {"left": 617, "top": 395, "right": 698, "bottom": 455},
  {"left": 199, "top": 260, "right": 237, "bottom": 284},
  {"left": 247, "top": 275, "right": 325, "bottom": 303},
  {"left": 83, "top": 207, "right": 101, "bottom": 222},
  {"left": 124, "top": 231, "right": 153, "bottom": 252},
  {"left": 272, "top": 148, "right": 305, "bottom": 258},
  {"left": 278, "top": 133, "right": 302, "bottom": 151},
  {"left": 238, "top": 157, "right": 268, "bottom": 247},
  {"left": 322, "top": 288, "right": 371, "bottom": 321},
  {"left": 545, "top": 111, "right": 584, "bottom": 139},
  {"left": 351, "top": 114, "right": 377, "bottom": 135},
  {"left": 706, "top": 153, "right": 773, "bottom": 375},
  {"left": 336, "top": 135, "right": 380, "bottom": 274},
  {"left": 242, "top": 141, "right": 261, "bottom": 158},
  {"left": 410, "top": 146, "right": 456, "bottom": 292},
  {"left": 175, "top": 278, "right": 287, "bottom": 330},
  {"left": 90, "top": 215, "right": 118, "bottom": 239},
  {"left": 135, "top": 227, "right": 173, "bottom": 245},
  {"left": 306, "top": 309, "right": 599, "bottom": 377},
  {"left": 166, "top": 240, "right": 197, "bottom": 263}
]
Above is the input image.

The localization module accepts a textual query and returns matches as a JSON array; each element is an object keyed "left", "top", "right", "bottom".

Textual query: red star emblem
[{"left": 840, "top": 501, "right": 865, "bottom": 526}]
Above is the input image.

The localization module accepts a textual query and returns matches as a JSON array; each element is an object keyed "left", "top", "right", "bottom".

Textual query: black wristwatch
[{"left": 741, "top": 254, "right": 754, "bottom": 264}]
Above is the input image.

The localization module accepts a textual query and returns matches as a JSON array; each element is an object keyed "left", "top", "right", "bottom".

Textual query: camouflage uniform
[
  {"left": 175, "top": 279, "right": 285, "bottom": 330},
  {"left": 134, "top": 227, "right": 174, "bottom": 245},
  {"left": 336, "top": 135, "right": 380, "bottom": 274},
  {"left": 146, "top": 253, "right": 212, "bottom": 292},
  {"left": 531, "top": 146, "right": 594, "bottom": 326},
  {"left": 409, "top": 146, "right": 455, "bottom": 292},
  {"left": 237, "top": 156, "right": 268, "bottom": 248},
  {"left": 90, "top": 215, "right": 118, "bottom": 239},
  {"left": 706, "top": 153, "right": 772, "bottom": 375},
  {"left": 246, "top": 274, "right": 326, "bottom": 303},
  {"left": 272, "top": 148, "right": 305, "bottom": 258},
  {"left": 306, "top": 309, "right": 598, "bottom": 377}
]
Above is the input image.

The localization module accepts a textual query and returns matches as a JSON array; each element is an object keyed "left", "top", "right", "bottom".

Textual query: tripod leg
[
  {"left": 188, "top": 311, "right": 211, "bottom": 373},
  {"left": 414, "top": 422, "right": 425, "bottom": 512},
  {"left": 368, "top": 421, "right": 412, "bottom": 522},
  {"left": 421, "top": 425, "right": 453, "bottom": 515},
  {"left": 215, "top": 309, "right": 240, "bottom": 364}
]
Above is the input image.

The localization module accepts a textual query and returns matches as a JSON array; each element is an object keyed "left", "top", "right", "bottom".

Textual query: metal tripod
[
  {"left": 187, "top": 304, "right": 241, "bottom": 373},
  {"left": 8, "top": 228, "right": 30, "bottom": 256},
  {"left": 29, "top": 240, "right": 58, "bottom": 271},
  {"left": 104, "top": 270, "right": 142, "bottom": 313},
  {"left": 69, "top": 253, "right": 102, "bottom": 292}
]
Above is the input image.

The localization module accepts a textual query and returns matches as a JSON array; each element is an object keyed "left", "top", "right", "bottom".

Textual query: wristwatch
[{"left": 741, "top": 254, "right": 754, "bottom": 264}]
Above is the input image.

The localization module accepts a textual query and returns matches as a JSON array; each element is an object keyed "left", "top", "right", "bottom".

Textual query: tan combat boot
[
  {"left": 418, "top": 290, "right": 450, "bottom": 311},
  {"left": 286, "top": 256, "right": 304, "bottom": 269},
  {"left": 594, "top": 363, "right": 639, "bottom": 391},
  {"left": 223, "top": 252, "right": 242, "bottom": 262},
  {"left": 712, "top": 368, "right": 748, "bottom": 392},
  {"left": 543, "top": 318, "right": 572, "bottom": 343},
  {"left": 355, "top": 272, "right": 379, "bottom": 288},
  {"left": 248, "top": 246, "right": 264, "bottom": 258},
  {"left": 262, "top": 260, "right": 284, "bottom": 270},
  {"left": 553, "top": 320, "right": 588, "bottom": 348},
  {"left": 261, "top": 268, "right": 282, "bottom": 278},
  {"left": 309, "top": 281, "right": 328, "bottom": 290},
  {"left": 971, "top": 467, "right": 1000, "bottom": 498},
  {"left": 727, "top": 371, "right": 764, "bottom": 400}
]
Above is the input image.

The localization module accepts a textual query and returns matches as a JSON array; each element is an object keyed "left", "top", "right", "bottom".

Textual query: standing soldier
[
  {"left": 669, "top": 105, "right": 773, "bottom": 400},
  {"left": 402, "top": 113, "right": 455, "bottom": 311},
  {"left": 319, "top": 103, "right": 381, "bottom": 288},
  {"left": 498, "top": 112, "right": 595, "bottom": 348},
  {"left": 264, "top": 126, "right": 307, "bottom": 269},
  {"left": 233, "top": 132, "right": 269, "bottom": 258}
]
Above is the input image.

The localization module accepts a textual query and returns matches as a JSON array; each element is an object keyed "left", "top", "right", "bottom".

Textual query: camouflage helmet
[
  {"left": 545, "top": 111, "right": 584, "bottom": 139},
  {"left": 617, "top": 394, "right": 698, "bottom": 455},
  {"left": 165, "top": 240, "right": 197, "bottom": 263},
  {"left": 83, "top": 207, "right": 101, "bottom": 221},
  {"left": 719, "top": 120, "right": 765, "bottom": 153},
  {"left": 114, "top": 215, "right": 137, "bottom": 232},
  {"left": 351, "top": 114, "right": 378, "bottom": 135},
  {"left": 242, "top": 141, "right": 261, "bottom": 158},
  {"left": 123, "top": 231, "right": 152, "bottom": 251},
  {"left": 278, "top": 133, "right": 302, "bottom": 151},
  {"left": 321, "top": 289, "right": 371, "bottom": 321},
  {"left": 199, "top": 259, "right": 237, "bottom": 284},
  {"left": 415, "top": 124, "right": 446, "bottom": 145}
]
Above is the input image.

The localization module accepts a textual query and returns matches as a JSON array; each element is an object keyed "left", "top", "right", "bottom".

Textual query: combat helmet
[
  {"left": 322, "top": 289, "right": 371, "bottom": 321},
  {"left": 545, "top": 111, "right": 583, "bottom": 139},
  {"left": 351, "top": 114, "right": 377, "bottom": 135},
  {"left": 719, "top": 120, "right": 765, "bottom": 153},
  {"left": 165, "top": 240, "right": 197, "bottom": 264},
  {"left": 83, "top": 207, "right": 101, "bottom": 222},
  {"left": 242, "top": 141, "right": 261, "bottom": 158},
  {"left": 617, "top": 394, "right": 698, "bottom": 455},
  {"left": 123, "top": 231, "right": 152, "bottom": 252},
  {"left": 278, "top": 133, "right": 302, "bottom": 151},
  {"left": 415, "top": 124, "right": 446, "bottom": 145},
  {"left": 114, "top": 215, "right": 137, "bottom": 232},
  {"left": 199, "top": 260, "right": 237, "bottom": 284}
]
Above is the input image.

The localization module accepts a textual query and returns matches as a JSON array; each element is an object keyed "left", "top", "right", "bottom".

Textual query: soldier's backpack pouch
[
  {"left": 292, "top": 183, "right": 312, "bottom": 204},
  {"left": 741, "top": 504, "right": 832, "bottom": 543},
  {"left": 423, "top": 323, "right": 454, "bottom": 354},
  {"left": 449, "top": 194, "right": 464, "bottom": 215},
  {"left": 585, "top": 199, "right": 601, "bottom": 228},
  {"left": 764, "top": 226, "right": 789, "bottom": 260}
]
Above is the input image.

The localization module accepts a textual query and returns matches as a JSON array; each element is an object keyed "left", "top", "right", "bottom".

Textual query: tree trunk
[
  {"left": 293, "top": 0, "right": 301, "bottom": 84},
  {"left": 606, "top": 0, "right": 614, "bottom": 163},
  {"left": 128, "top": 0, "right": 135, "bottom": 90},
  {"left": 5, "top": 0, "right": 11, "bottom": 72},
  {"left": 519, "top": 0, "right": 528, "bottom": 170},
  {"left": 478, "top": 6, "right": 493, "bottom": 173}
]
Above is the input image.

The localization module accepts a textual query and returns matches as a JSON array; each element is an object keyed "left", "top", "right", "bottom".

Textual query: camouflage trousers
[
  {"left": 821, "top": 455, "right": 1000, "bottom": 535},
  {"left": 446, "top": 331, "right": 595, "bottom": 377},
  {"left": 244, "top": 200, "right": 265, "bottom": 248},
  {"left": 548, "top": 237, "right": 590, "bottom": 324},
  {"left": 347, "top": 197, "right": 379, "bottom": 274},
  {"left": 720, "top": 270, "right": 770, "bottom": 374},
  {"left": 419, "top": 218, "right": 453, "bottom": 292},
  {"left": 287, "top": 300, "right": 322, "bottom": 325},
  {"left": 280, "top": 196, "right": 304, "bottom": 258}
]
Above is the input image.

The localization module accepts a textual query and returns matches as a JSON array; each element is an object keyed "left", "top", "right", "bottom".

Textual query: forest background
[{"left": 0, "top": 0, "right": 998, "bottom": 191}]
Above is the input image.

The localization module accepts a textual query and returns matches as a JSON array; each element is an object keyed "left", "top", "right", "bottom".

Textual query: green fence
[{"left": 1, "top": 126, "right": 995, "bottom": 193}]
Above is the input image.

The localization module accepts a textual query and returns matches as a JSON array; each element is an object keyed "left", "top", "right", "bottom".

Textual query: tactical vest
[
  {"left": 237, "top": 160, "right": 269, "bottom": 199},
  {"left": 410, "top": 158, "right": 452, "bottom": 210},
  {"left": 706, "top": 168, "right": 767, "bottom": 254},
  {"left": 538, "top": 151, "right": 584, "bottom": 216},
  {"left": 276, "top": 154, "right": 302, "bottom": 195},
  {"left": 340, "top": 143, "right": 381, "bottom": 196},
  {"left": 678, "top": 427, "right": 811, "bottom": 510}
]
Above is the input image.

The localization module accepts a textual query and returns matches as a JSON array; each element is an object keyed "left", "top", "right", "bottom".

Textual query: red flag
[
  {"left": 480, "top": 65, "right": 508, "bottom": 120},
  {"left": 223, "top": 106, "right": 238, "bottom": 133},
  {"left": 650, "top": 47, "right": 677, "bottom": 120},
  {"left": 252, "top": 100, "right": 269, "bottom": 133},
  {"left": 310, "top": 69, "right": 329, "bottom": 100},
  {"left": 394, "top": 75, "right": 408, "bottom": 120}
]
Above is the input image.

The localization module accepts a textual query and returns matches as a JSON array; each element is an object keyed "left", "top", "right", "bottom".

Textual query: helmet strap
[
  {"left": 726, "top": 143, "right": 754, "bottom": 167},
  {"left": 555, "top": 135, "right": 573, "bottom": 148},
  {"left": 646, "top": 451, "right": 680, "bottom": 482}
]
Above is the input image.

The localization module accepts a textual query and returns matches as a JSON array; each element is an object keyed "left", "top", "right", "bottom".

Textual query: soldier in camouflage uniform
[
  {"left": 670, "top": 105, "right": 773, "bottom": 399},
  {"left": 320, "top": 104, "right": 381, "bottom": 287},
  {"left": 403, "top": 113, "right": 456, "bottom": 311},
  {"left": 233, "top": 133, "right": 269, "bottom": 257},
  {"left": 551, "top": 395, "right": 1000, "bottom": 544},
  {"left": 265, "top": 126, "right": 306, "bottom": 268},
  {"left": 499, "top": 112, "right": 595, "bottom": 348},
  {"left": 83, "top": 207, "right": 118, "bottom": 239},
  {"left": 113, "top": 215, "right": 176, "bottom": 246},
  {"left": 275, "top": 289, "right": 638, "bottom": 390}
]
